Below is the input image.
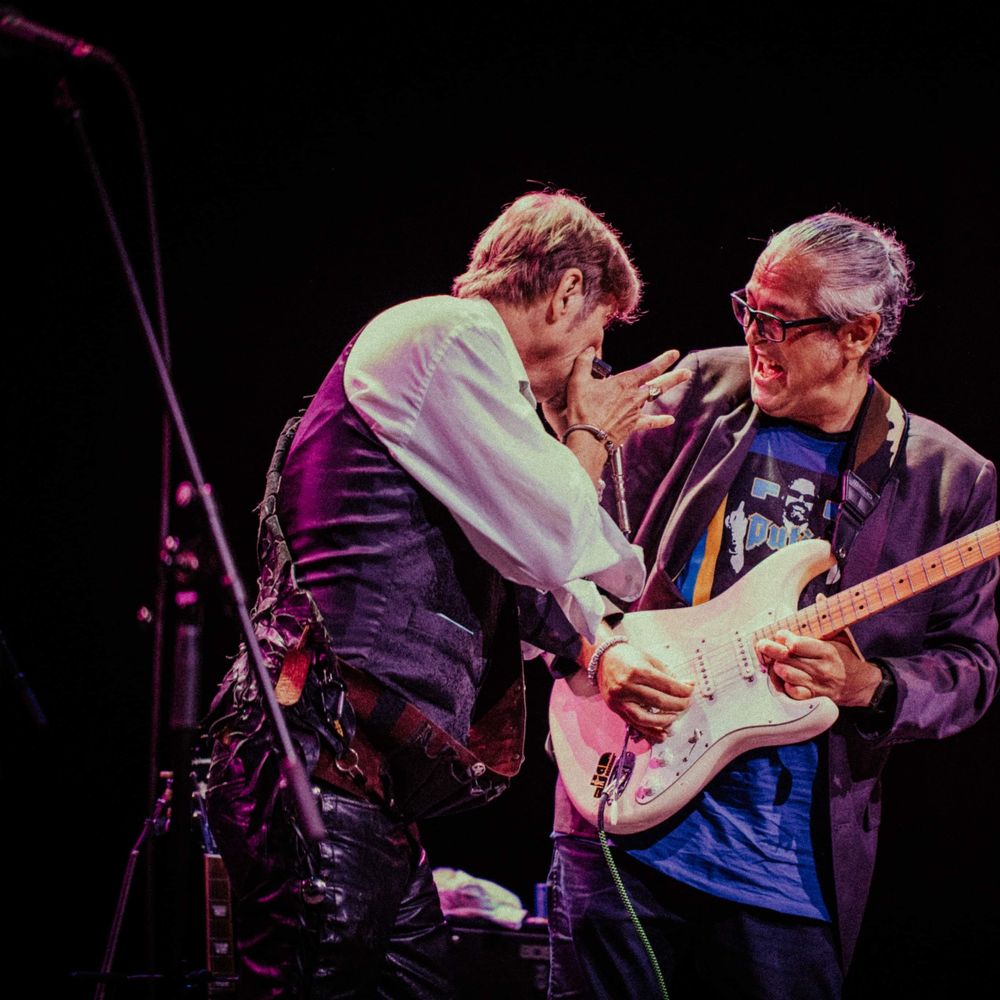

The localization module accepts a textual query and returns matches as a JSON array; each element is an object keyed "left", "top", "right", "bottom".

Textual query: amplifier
[{"left": 447, "top": 918, "right": 550, "bottom": 999}]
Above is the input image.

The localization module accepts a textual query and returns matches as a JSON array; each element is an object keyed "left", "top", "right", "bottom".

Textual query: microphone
[
  {"left": 609, "top": 446, "right": 630, "bottom": 539},
  {"left": 590, "top": 358, "right": 631, "bottom": 539},
  {"left": 0, "top": 8, "right": 111, "bottom": 63}
]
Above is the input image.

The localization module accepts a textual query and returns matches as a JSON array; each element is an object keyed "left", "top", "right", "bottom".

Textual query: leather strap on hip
[{"left": 314, "top": 658, "right": 524, "bottom": 821}]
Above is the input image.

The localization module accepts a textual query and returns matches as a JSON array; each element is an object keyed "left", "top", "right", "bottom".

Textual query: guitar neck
[{"left": 762, "top": 520, "right": 1000, "bottom": 641}]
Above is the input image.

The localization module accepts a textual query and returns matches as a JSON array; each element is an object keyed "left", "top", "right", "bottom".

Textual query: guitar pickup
[
  {"left": 734, "top": 632, "right": 757, "bottom": 681},
  {"left": 693, "top": 645, "right": 715, "bottom": 699}
]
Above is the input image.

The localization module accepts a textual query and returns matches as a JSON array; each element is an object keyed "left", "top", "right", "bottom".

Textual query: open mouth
[{"left": 752, "top": 352, "right": 785, "bottom": 382}]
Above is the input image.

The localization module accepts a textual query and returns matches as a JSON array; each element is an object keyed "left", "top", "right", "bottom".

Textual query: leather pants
[{"left": 206, "top": 734, "right": 454, "bottom": 999}]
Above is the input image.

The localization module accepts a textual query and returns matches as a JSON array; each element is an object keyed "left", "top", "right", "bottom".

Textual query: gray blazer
[{"left": 557, "top": 346, "right": 999, "bottom": 966}]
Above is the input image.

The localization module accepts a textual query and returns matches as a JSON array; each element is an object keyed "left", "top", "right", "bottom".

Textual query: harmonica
[{"left": 591, "top": 357, "right": 613, "bottom": 379}]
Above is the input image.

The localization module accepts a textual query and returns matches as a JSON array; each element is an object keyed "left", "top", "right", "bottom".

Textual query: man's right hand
[{"left": 597, "top": 642, "right": 695, "bottom": 743}]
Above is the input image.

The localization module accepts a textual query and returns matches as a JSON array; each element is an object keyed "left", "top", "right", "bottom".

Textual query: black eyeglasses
[{"left": 730, "top": 290, "right": 833, "bottom": 343}]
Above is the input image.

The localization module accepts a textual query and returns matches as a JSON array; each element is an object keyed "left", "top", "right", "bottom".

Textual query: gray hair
[
  {"left": 452, "top": 191, "right": 642, "bottom": 323},
  {"left": 763, "top": 212, "right": 914, "bottom": 365}
]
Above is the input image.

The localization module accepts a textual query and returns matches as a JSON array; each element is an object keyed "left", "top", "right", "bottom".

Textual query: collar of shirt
[{"left": 475, "top": 298, "right": 537, "bottom": 409}]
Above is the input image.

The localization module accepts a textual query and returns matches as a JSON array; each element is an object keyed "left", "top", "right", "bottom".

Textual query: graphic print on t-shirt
[
  {"left": 677, "top": 421, "right": 846, "bottom": 607},
  {"left": 723, "top": 472, "right": 827, "bottom": 574},
  {"left": 637, "top": 420, "right": 849, "bottom": 922}
]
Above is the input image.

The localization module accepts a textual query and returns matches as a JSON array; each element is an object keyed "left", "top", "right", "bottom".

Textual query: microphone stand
[
  {"left": 55, "top": 62, "right": 325, "bottom": 826},
  {"left": 92, "top": 774, "right": 174, "bottom": 1000},
  {"left": 49, "top": 55, "right": 325, "bottom": 988},
  {"left": 58, "top": 64, "right": 324, "bottom": 831}
]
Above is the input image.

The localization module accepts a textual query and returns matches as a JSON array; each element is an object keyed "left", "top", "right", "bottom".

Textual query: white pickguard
[{"left": 549, "top": 539, "right": 841, "bottom": 834}]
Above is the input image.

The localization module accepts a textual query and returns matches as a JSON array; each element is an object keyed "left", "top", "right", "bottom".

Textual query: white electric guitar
[{"left": 550, "top": 522, "right": 1000, "bottom": 835}]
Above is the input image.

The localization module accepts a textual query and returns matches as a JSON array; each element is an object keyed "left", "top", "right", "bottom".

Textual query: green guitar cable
[{"left": 597, "top": 736, "right": 670, "bottom": 1000}]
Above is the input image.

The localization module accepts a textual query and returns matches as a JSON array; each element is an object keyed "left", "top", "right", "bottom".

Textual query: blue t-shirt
[{"left": 625, "top": 419, "right": 846, "bottom": 921}]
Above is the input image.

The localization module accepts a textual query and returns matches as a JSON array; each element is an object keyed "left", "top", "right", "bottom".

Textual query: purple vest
[{"left": 278, "top": 340, "right": 521, "bottom": 742}]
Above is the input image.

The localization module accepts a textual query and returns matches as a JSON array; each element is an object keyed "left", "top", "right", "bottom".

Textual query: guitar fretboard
[{"left": 754, "top": 520, "right": 1000, "bottom": 643}]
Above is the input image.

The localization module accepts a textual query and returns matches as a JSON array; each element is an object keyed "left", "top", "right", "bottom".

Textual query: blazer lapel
[{"left": 639, "top": 401, "right": 758, "bottom": 609}]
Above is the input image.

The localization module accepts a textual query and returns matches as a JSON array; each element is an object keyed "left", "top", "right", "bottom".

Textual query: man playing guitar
[{"left": 548, "top": 213, "right": 1000, "bottom": 1000}]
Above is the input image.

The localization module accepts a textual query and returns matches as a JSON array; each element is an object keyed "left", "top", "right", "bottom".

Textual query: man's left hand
[
  {"left": 755, "top": 629, "right": 882, "bottom": 707},
  {"left": 546, "top": 347, "right": 690, "bottom": 444}
]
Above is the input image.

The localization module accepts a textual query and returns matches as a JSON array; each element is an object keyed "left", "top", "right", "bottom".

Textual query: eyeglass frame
[{"left": 730, "top": 289, "right": 833, "bottom": 343}]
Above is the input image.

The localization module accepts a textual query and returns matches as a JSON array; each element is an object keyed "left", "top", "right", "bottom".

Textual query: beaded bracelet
[{"left": 586, "top": 635, "right": 629, "bottom": 686}]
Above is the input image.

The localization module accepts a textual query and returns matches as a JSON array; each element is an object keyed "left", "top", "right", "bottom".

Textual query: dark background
[{"left": 2, "top": 4, "right": 998, "bottom": 996}]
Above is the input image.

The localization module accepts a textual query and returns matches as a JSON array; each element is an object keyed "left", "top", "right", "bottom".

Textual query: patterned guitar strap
[{"left": 829, "top": 377, "right": 909, "bottom": 581}]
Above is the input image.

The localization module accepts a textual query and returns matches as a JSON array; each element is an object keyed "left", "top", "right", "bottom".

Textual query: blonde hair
[{"left": 453, "top": 191, "right": 642, "bottom": 322}]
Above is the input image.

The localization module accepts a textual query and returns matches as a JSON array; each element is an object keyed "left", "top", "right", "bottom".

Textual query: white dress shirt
[{"left": 343, "top": 295, "right": 645, "bottom": 642}]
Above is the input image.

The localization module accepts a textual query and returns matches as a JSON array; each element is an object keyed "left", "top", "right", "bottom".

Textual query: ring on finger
[{"left": 646, "top": 385, "right": 662, "bottom": 401}]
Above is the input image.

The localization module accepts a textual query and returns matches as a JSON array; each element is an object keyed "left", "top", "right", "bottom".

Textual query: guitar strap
[{"left": 830, "top": 378, "right": 908, "bottom": 570}]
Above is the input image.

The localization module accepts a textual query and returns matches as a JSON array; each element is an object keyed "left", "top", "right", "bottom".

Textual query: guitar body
[{"left": 549, "top": 538, "right": 841, "bottom": 834}]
